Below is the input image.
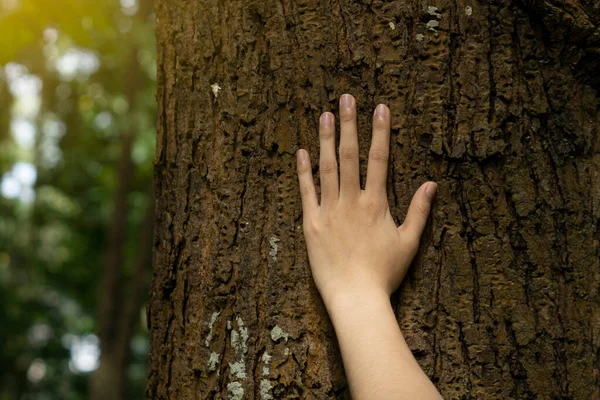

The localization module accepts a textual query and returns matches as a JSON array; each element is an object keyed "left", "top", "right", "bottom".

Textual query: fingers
[
  {"left": 398, "top": 182, "right": 437, "bottom": 239},
  {"left": 365, "top": 104, "right": 391, "bottom": 197},
  {"left": 338, "top": 94, "right": 360, "bottom": 200},
  {"left": 319, "top": 112, "right": 338, "bottom": 210},
  {"left": 296, "top": 149, "right": 319, "bottom": 216}
]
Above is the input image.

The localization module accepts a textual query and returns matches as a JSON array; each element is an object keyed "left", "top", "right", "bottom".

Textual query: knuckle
[
  {"left": 364, "top": 197, "right": 386, "bottom": 218},
  {"left": 369, "top": 149, "right": 389, "bottom": 164},
  {"left": 341, "top": 207, "right": 356, "bottom": 223},
  {"left": 320, "top": 127, "right": 335, "bottom": 140},
  {"left": 340, "top": 109, "right": 355, "bottom": 123},
  {"left": 416, "top": 202, "right": 430, "bottom": 219},
  {"left": 300, "top": 183, "right": 313, "bottom": 197},
  {"left": 303, "top": 218, "right": 320, "bottom": 236},
  {"left": 297, "top": 162, "right": 310, "bottom": 174},
  {"left": 319, "top": 159, "right": 337, "bottom": 174},
  {"left": 322, "top": 214, "right": 335, "bottom": 228},
  {"left": 340, "top": 147, "right": 358, "bottom": 161}
]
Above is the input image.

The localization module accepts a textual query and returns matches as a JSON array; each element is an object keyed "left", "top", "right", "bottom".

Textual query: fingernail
[
  {"left": 321, "top": 112, "right": 333, "bottom": 126},
  {"left": 425, "top": 182, "right": 438, "bottom": 197},
  {"left": 340, "top": 94, "right": 353, "bottom": 109},
  {"left": 297, "top": 149, "right": 308, "bottom": 164},
  {"left": 375, "top": 104, "right": 388, "bottom": 118}
]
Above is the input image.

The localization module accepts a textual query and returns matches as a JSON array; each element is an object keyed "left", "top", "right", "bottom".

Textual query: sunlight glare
[
  {"left": 68, "top": 334, "right": 100, "bottom": 373},
  {"left": 11, "top": 117, "right": 36, "bottom": 149},
  {"left": 56, "top": 49, "right": 100, "bottom": 81}
]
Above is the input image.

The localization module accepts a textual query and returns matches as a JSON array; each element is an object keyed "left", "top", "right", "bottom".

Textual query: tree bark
[{"left": 148, "top": 0, "right": 600, "bottom": 398}]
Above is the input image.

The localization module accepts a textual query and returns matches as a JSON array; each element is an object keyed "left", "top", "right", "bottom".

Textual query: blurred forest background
[{"left": 0, "top": 0, "right": 156, "bottom": 398}]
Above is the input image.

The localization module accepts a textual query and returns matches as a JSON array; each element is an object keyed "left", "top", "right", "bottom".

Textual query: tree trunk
[
  {"left": 148, "top": 0, "right": 600, "bottom": 398},
  {"left": 90, "top": 49, "right": 153, "bottom": 400}
]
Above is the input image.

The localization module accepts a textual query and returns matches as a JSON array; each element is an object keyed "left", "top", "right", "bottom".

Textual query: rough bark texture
[{"left": 148, "top": 0, "right": 600, "bottom": 398}]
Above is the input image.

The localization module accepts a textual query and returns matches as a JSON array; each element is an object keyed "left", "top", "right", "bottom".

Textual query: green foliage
[
  {"left": 0, "top": 0, "right": 111, "bottom": 65},
  {"left": 0, "top": 0, "right": 155, "bottom": 398}
]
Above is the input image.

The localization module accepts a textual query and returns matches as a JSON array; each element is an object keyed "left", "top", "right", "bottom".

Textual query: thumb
[{"left": 398, "top": 181, "right": 437, "bottom": 239}]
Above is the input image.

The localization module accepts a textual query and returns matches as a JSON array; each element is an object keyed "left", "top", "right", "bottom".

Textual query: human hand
[{"left": 296, "top": 94, "right": 437, "bottom": 306}]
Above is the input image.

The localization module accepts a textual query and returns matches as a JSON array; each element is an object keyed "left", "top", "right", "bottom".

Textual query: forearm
[
  {"left": 324, "top": 286, "right": 442, "bottom": 400},
  {"left": 296, "top": 94, "right": 441, "bottom": 398}
]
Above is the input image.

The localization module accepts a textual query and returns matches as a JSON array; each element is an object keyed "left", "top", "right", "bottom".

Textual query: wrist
[{"left": 321, "top": 281, "right": 391, "bottom": 322}]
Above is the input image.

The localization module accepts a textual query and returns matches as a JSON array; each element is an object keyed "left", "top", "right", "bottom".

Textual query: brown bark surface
[{"left": 148, "top": 0, "right": 600, "bottom": 398}]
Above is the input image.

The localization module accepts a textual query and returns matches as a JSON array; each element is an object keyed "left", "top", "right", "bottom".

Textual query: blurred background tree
[{"left": 0, "top": 0, "right": 156, "bottom": 399}]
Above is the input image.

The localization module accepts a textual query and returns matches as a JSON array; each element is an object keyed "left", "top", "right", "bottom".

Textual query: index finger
[
  {"left": 296, "top": 149, "right": 319, "bottom": 216},
  {"left": 365, "top": 104, "right": 390, "bottom": 197}
]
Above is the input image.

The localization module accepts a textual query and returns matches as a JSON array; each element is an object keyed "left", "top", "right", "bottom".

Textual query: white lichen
[
  {"left": 284, "top": 348, "right": 290, "bottom": 356},
  {"left": 427, "top": 6, "right": 442, "bottom": 18},
  {"left": 229, "top": 361, "right": 247, "bottom": 379},
  {"left": 261, "top": 352, "right": 271, "bottom": 364},
  {"left": 465, "top": 6, "right": 472, "bottom": 16},
  {"left": 229, "top": 316, "right": 249, "bottom": 381},
  {"left": 207, "top": 352, "right": 220, "bottom": 371},
  {"left": 210, "top": 83, "right": 221, "bottom": 98},
  {"left": 388, "top": 21, "right": 395, "bottom": 30},
  {"left": 416, "top": 33, "right": 425, "bottom": 41},
  {"left": 231, "top": 329, "right": 239, "bottom": 350},
  {"left": 270, "top": 325, "right": 289, "bottom": 343},
  {"left": 426, "top": 20, "right": 440, "bottom": 31},
  {"left": 269, "top": 237, "right": 280, "bottom": 262},
  {"left": 227, "top": 382, "right": 244, "bottom": 400},
  {"left": 236, "top": 316, "right": 249, "bottom": 355},
  {"left": 205, "top": 311, "right": 221, "bottom": 347},
  {"left": 261, "top": 351, "right": 271, "bottom": 376},
  {"left": 260, "top": 379, "right": 273, "bottom": 400}
]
